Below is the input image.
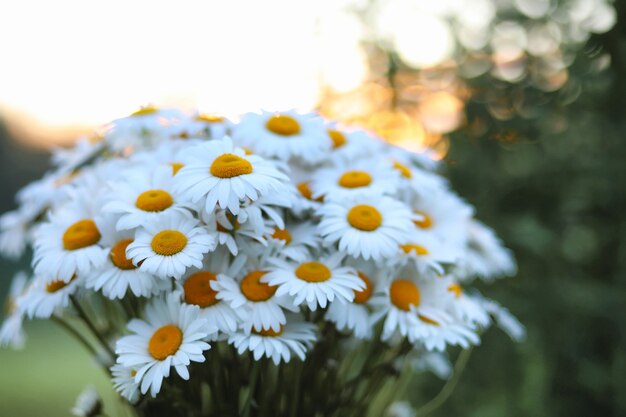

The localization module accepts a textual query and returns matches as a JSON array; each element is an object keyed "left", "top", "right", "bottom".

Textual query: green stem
[
  {"left": 289, "top": 361, "right": 303, "bottom": 417},
  {"left": 70, "top": 295, "right": 115, "bottom": 359},
  {"left": 242, "top": 360, "right": 261, "bottom": 417},
  {"left": 414, "top": 347, "right": 474, "bottom": 417}
]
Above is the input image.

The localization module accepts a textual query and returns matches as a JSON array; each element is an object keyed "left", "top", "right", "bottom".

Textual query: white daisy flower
[
  {"left": 85, "top": 217, "right": 168, "bottom": 299},
  {"left": 325, "top": 270, "right": 378, "bottom": 339},
  {"left": 443, "top": 279, "right": 490, "bottom": 328},
  {"left": 202, "top": 211, "right": 239, "bottom": 255},
  {"left": 71, "top": 386, "right": 102, "bottom": 417},
  {"left": 265, "top": 254, "right": 364, "bottom": 311},
  {"left": 52, "top": 137, "right": 104, "bottom": 173},
  {"left": 371, "top": 275, "right": 452, "bottom": 344},
  {"left": 115, "top": 294, "right": 215, "bottom": 397},
  {"left": 265, "top": 221, "right": 320, "bottom": 262},
  {"left": 232, "top": 110, "right": 332, "bottom": 164},
  {"left": 415, "top": 315, "right": 480, "bottom": 352},
  {"left": 228, "top": 314, "right": 317, "bottom": 364},
  {"left": 177, "top": 250, "right": 247, "bottom": 334},
  {"left": 126, "top": 213, "right": 217, "bottom": 279},
  {"left": 310, "top": 158, "right": 401, "bottom": 201},
  {"left": 173, "top": 137, "right": 289, "bottom": 215},
  {"left": 478, "top": 297, "right": 526, "bottom": 342},
  {"left": 21, "top": 275, "right": 82, "bottom": 319},
  {"left": 410, "top": 350, "right": 452, "bottom": 379},
  {"left": 0, "top": 272, "right": 29, "bottom": 348},
  {"left": 288, "top": 164, "right": 324, "bottom": 214},
  {"left": 166, "top": 113, "right": 232, "bottom": 140},
  {"left": 111, "top": 363, "right": 141, "bottom": 403},
  {"left": 211, "top": 265, "right": 297, "bottom": 332},
  {"left": 317, "top": 196, "right": 415, "bottom": 261},
  {"left": 130, "top": 139, "right": 201, "bottom": 177},
  {"left": 392, "top": 232, "right": 459, "bottom": 276},
  {"left": 456, "top": 219, "right": 517, "bottom": 281},
  {"left": 408, "top": 188, "right": 473, "bottom": 248},
  {"left": 0, "top": 209, "right": 31, "bottom": 260},
  {"left": 103, "top": 165, "right": 194, "bottom": 230},
  {"left": 234, "top": 190, "right": 294, "bottom": 235},
  {"left": 104, "top": 106, "right": 186, "bottom": 153},
  {"left": 324, "top": 125, "right": 385, "bottom": 164},
  {"left": 32, "top": 197, "right": 108, "bottom": 281}
]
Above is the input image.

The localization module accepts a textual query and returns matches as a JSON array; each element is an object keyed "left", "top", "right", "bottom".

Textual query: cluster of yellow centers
[
  {"left": 210, "top": 153, "right": 253, "bottom": 178},
  {"left": 63, "top": 219, "right": 101, "bottom": 251},
  {"left": 393, "top": 161, "right": 412, "bottom": 179},
  {"left": 353, "top": 272, "right": 373, "bottom": 304},
  {"left": 253, "top": 325, "right": 284, "bottom": 337},
  {"left": 400, "top": 244, "right": 429, "bottom": 256},
  {"left": 347, "top": 205, "right": 383, "bottom": 231},
  {"left": 338, "top": 171, "right": 372, "bottom": 188},
  {"left": 271, "top": 228, "right": 292, "bottom": 244},
  {"left": 110, "top": 239, "right": 136, "bottom": 270},
  {"left": 151, "top": 230, "right": 187, "bottom": 256},
  {"left": 135, "top": 189, "right": 174, "bottom": 212},
  {"left": 327, "top": 130, "right": 347, "bottom": 148},
  {"left": 266, "top": 114, "right": 301, "bottom": 136},
  {"left": 240, "top": 271, "right": 277, "bottom": 302},
  {"left": 148, "top": 324, "right": 183, "bottom": 360},
  {"left": 389, "top": 279, "right": 420, "bottom": 311},
  {"left": 46, "top": 275, "right": 76, "bottom": 293},
  {"left": 295, "top": 262, "right": 332, "bottom": 283},
  {"left": 183, "top": 272, "right": 219, "bottom": 307},
  {"left": 413, "top": 210, "right": 433, "bottom": 229}
]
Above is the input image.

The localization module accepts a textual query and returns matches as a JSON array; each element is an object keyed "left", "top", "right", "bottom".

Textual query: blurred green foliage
[{"left": 416, "top": 6, "right": 626, "bottom": 417}]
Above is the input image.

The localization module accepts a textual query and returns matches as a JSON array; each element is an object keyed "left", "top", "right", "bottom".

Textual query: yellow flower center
[
  {"left": 327, "top": 129, "right": 347, "bottom": 148},
  {"left": 110, "top": 239, "right": 136, "bottom": 270},
  {"left": 135, "top": 189, "right": 174, "bottom": 212},
  {"left": 271, "top": 228, "right": 292, "bottom": 244},
  {"left": 297, "top": 182, "right": 323, "bottom": 202},
  {"left": 418, "top": 314, "right": 440, "bottom": 326},
  {"left": 448, "top": 283, "right": 462, "bottom": 299},
  {"left": 389, "top": 279, "right": 420, "bottom": 311},
  {"left": 401, "top": 244, "right": 429, "bottom": 256},
  {"left": 265, "top": 114, "right": 301, "bottom": 136},
  {"left": 169, "top": 162, "right": 184, "bottom": 175},
  {"left": 347, "top": 205, "right": 383, "bottom": 231},
  {"left": 130, "top": 106, "right": 158, "bottom": 117},
  {"left": 183, "top": 272, "right": 219, "bottom": 308},
  {"left": 393, "top": 161, "right": 412, "bottom": 179},
  {"left": 195, "top": 114, "right": 224, "bottom": 123},
  {"left": 353, "top": 272, "right": 373, "bottom": 304},
  {"left": 46, "top": 277, "right": 73, "bottom": 293},
  {"left": 338, "top": 171, "right": 372, "bottom": 188},
  {"left": 295, "top": 262, "right": 331, "bottom": 283},
  {"left": 210, "top": 153, "right": 253, "bottom": 178},
  {"left": 148, "top": 325, "right": 183, "bottom": 360},
  {"left": 413, "top": 211, "right": 433, "bottom": 229},
  {"left": 240, "top": 271, "right": 277, "bottom": 302},
  {"left": 151, "top": 230, "right": 187, "bottom": 256},
  {"left": 62, "top": 219, "right": 101, "bottom": 251},
  {"left": 253, "top": 325, "right": 284, "bottom": 337}
]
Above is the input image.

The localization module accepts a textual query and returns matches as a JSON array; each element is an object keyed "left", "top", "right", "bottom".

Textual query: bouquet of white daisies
[{"left": 0, "top": 107, "right": 523, "bottom": 417}]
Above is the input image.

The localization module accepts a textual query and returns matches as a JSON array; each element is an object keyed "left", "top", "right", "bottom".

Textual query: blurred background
[{"left": 1, "top": 0, "right": 624, "bottom": 416}]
